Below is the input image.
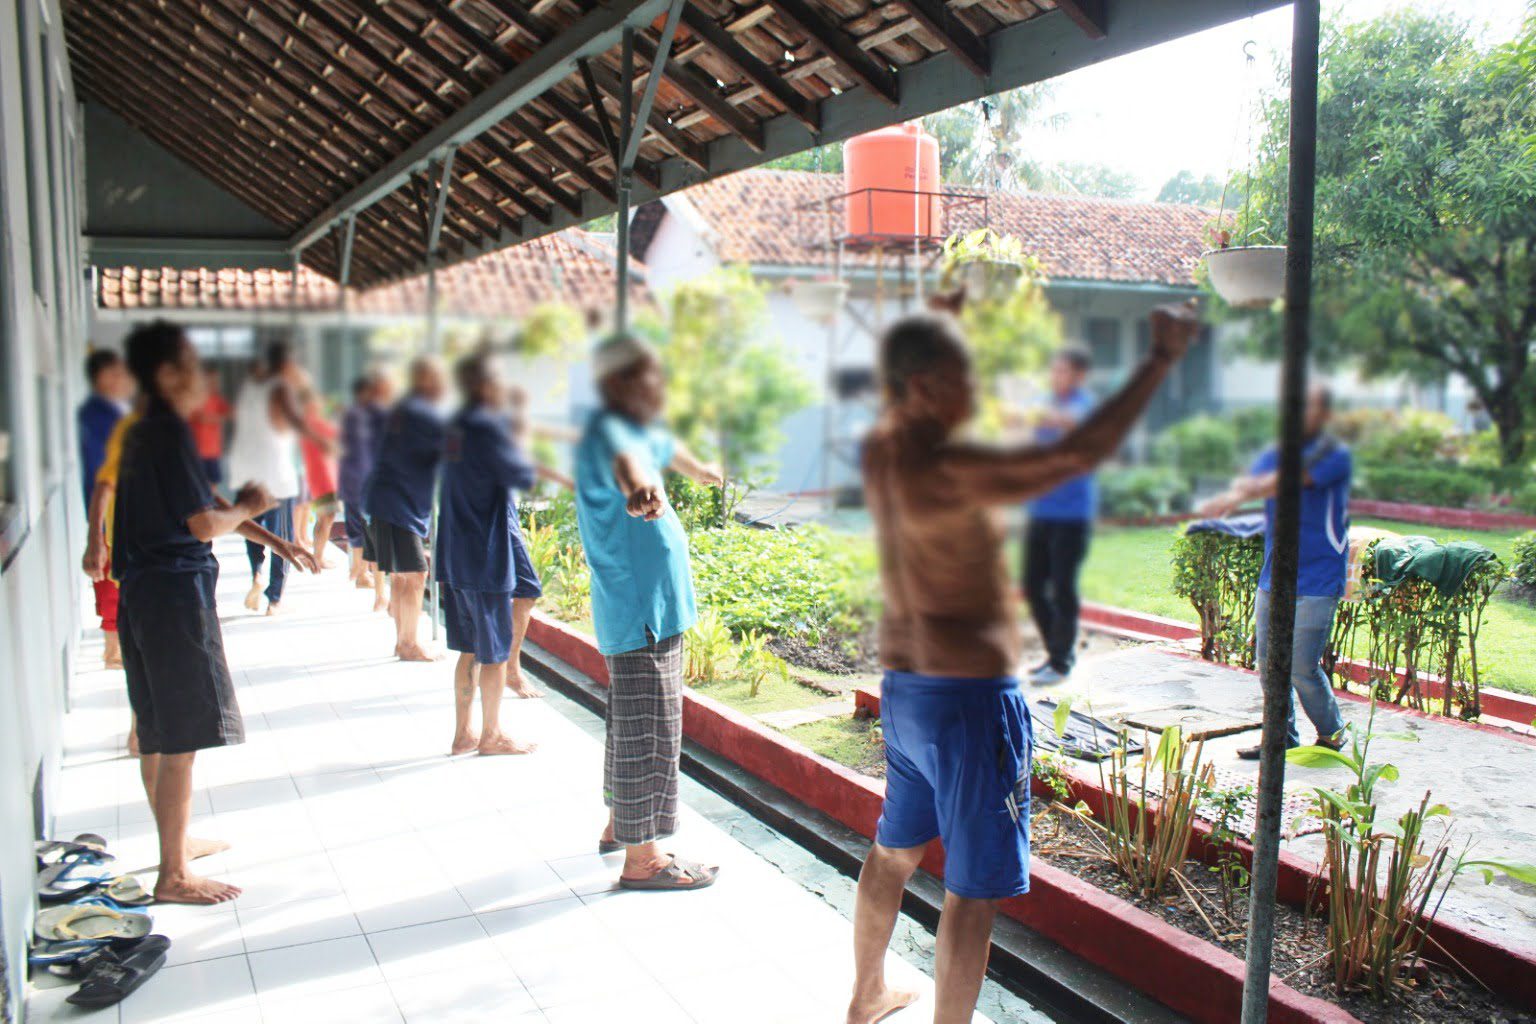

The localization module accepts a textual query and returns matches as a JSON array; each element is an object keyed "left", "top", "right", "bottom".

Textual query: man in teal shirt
[{"left": 576, "top": 334, "right": 722, "bottom": 892}]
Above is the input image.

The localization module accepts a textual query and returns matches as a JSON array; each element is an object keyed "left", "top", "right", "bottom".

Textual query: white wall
[{"left": 0, "top": 1, "right": 91, "bottom": 1016}]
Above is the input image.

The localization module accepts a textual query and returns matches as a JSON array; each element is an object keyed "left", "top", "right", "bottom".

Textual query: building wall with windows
[{"left": 0, "top": 1, "right": 90, "bottom": 1018}]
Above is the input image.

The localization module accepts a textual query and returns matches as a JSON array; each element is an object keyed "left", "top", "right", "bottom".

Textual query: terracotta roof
[
  {"left": 644, "top": 168, "right": 1214, "bottom": 287},
  {"left": 97, "top": 231, "right": 647, "bottom": 317}
]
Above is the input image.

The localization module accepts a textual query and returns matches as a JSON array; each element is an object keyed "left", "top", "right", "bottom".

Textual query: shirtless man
[{"left": 848, "top": 296, "right": 1198, "bottom": 1024}]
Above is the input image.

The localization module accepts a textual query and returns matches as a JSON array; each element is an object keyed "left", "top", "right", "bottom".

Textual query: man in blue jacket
[
  {"left": 365, "top": 357, "right": 447, "bottom": 661},
  {"left": 435, "top": 351, "right": 543, "bottom": 757},
  {"left": 1200, "top": 384, "right": 1350, "bottom": 758}
]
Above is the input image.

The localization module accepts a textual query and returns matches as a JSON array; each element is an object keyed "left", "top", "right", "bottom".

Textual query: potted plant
[
  {"left": 941, "top": 228, "right": 1029, "bottom": 301},
  {"left": 789, "top": 276, "right": 848, "bottom": 321},
  {"left": 1202, "top": 229, "right": 1286, "bottom": 309}
]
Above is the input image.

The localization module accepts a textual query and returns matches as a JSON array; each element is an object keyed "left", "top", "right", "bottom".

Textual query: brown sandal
[{"left": 618, "top": 856, "right": 719, "bottom": 892}]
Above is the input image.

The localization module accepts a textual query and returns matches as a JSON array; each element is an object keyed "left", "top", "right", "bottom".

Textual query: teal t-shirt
[{"left": 575, "top": 410, "right": 698, "bottom": 655}]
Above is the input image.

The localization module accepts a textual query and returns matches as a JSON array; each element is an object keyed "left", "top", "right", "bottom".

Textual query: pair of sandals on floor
[
  {"left": 597, "top": 838, "right": 719, "bottom": 891},
  {"left": 33, "top": 836, "right": 169, "bottom": 1007}
]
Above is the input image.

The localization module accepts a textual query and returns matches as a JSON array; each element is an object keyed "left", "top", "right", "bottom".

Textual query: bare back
[{"left": 863, "top": 418, "right": 1021, "bottom": 679}]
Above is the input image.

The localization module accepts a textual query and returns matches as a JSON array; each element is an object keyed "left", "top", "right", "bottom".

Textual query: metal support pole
[
  {"left": 1240, "top": 3, "right": 1319, "bottom": 1021},
  {"left": 338, "top": 215, "right": 356, "bottom": 378},
  {"left": 424, "top": 149, "right": 457, "bottom": 355}
]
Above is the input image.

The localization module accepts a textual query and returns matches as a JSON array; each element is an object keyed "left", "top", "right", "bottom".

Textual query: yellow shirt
[{"left": 95, "top": 411, "right": 140, "bottom": 543}]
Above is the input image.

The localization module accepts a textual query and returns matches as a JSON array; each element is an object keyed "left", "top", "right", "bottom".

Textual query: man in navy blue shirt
[
  {"left": 1021, "top": 345, "right": 1098, "bottom": 685},
  {"left": 340, "top": 369, "right": 393, "bottom": 606},
  {"left": 1200, "top": 384, "right": 1350, "bottom": 758},
  {"left": 113, "top": 321, "right": 315, "bottom": 904},
  {"left": 77, "top": 349, "right": 134, "bottom": 668},
  {"left": 436, "top": 351, "right": 545, "bottom": 757},
  {"left": 364, "top": 357, "right": 448, "bottom": 661}
]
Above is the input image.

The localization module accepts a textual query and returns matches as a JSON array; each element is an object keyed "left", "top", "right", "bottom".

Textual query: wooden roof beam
[
  {"left": 1053, "top": 0, "right": 1107, "bottom": 40},
  {"left": 761, "top": 0, "right": 898, "bottom": 105},
  {"left": 630, "top": 31, "right": 764, "bottom": 151},
  {"left": 678, "top": 6, "right": 820, "bottom": 132},
  {"left": 885, "top": 0, "right": 990, "bottom": 78}
]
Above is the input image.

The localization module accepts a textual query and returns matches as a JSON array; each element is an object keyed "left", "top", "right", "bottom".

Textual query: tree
[
  {"left": 925, "top": 86, "right": 1065, "bottom": 191},
  {"left": 1238, "top": 12, "right": 1536, "bottom": 466},
  {"left": 1054, "top": 161, "right": 1140, "bottom": 199},
  {"left": 1157, "top": 170, "right": 1228, "bottom": 206},
  {"left": 764, "top": 145, "right": 843, "bottom": 174}
]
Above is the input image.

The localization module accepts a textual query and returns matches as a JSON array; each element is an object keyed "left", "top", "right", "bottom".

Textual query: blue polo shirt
[
  {"left": 435, "top": 405, "right": 537, "bottom": 593},
  {"left": 77, "top": 394, "right": 125, "bottom": 507},
  {"left": 574, "top": 409, "right": 697, "bottom": 655},
  {"left": 363, "top": 394, "right": 446, "bottom": 537},
  {"left": 111, "top": 399, "right": 218, "bottom": 588},
  {"left": 1027, "top": 387, "right": 1098, "bottom": 522},
  {"left": 1254, "top": 436, "right": 1352, "bottom": 598}
]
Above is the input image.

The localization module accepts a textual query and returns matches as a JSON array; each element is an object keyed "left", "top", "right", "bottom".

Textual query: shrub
[
  {"left": 1513, "top": 532, "right": 1536, "bottom": 589},
  {"left": 1511, "top": 483, "right": 1536, "bottom": 516},
  {"left": 1098, "top": 466, "right": 1190, "bottom": 519},
  {"left": 1151, "top": 414, "right": 1239, "bottom": 479},
  {"left": 1170, "top": 529, "right": 1264, "bottom": 667},
  {"left": 1228, "top": 405, "right": 1277, "bottom": 459},
  {"left": 1357, "top": 464, "right": 1491, "bottom": 508},
  {"left": 1353, "top": 409, "right": 1460, "bottom": 467}
]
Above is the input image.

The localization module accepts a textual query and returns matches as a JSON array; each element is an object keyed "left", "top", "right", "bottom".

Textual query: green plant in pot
[{"left": 940, "top": 228, "right": 1033, "bottom": 301}]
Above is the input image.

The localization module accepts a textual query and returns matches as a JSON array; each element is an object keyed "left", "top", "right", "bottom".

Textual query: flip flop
[
  {"left": 35, "top": 901, "right": 153, "bottom": 943},
  {"left": 38, "top": 850, "right": 118, "bottom": 902},
  {"left": 35, "top": 836, "right": 113, "bottom": 869},
  {"left": 28, "top": 938, "right": 112, "bottom": 970},
  {"left": 100, "top": 875, "right": 154, "bottom": 907},
  {"left": 618, "top": 856, "right": 719, "bottom": 892},
  {"left": 53, "top": 935, "right": 168, "bottom": 982},
  {"left": 67, "top": 935, "right": 171, "bottom": 1008}
]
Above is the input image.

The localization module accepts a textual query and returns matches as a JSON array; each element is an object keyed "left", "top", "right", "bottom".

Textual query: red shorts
[{"left": 93, "top": 577, "right": 120, "bottom": 633}]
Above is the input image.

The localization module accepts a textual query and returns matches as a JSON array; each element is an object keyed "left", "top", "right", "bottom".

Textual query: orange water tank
[{"left": 843, "top": 123, "right": 942, "bottom": 242}]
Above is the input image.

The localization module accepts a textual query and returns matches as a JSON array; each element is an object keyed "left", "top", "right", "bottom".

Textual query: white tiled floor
[{"left": 32, "top": 538, "right": 996, "bottom": 1023}]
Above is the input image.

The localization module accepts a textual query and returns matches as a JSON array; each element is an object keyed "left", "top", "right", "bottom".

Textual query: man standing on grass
[
  {"left": 577, "top": 335, "right": 724, "bottom": 892},
  {"left": 1198, "top": 383, "right": 1350, "bottom": 759},
  {"left": 365, "top": 356, "right": 449, "bottom": 661},
  {"left": 436, "top": 351, "right": 543, "bottom": 757},
  {"left": 1020, "top": 344, "right": 1098, "bottom": 686},
  {"left": 113, "top": 321, "right": 317, "bottom": 903},
  {"left": 847, "top": 295, "right": 1195, "bottom": 1024},
  {"left": 77, "top": 349, "right": 134, "bottom": 668}
]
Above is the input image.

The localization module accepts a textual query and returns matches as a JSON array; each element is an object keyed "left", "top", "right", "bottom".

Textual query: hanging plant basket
[
  {"left": 961, "top": 259, "right": 1024, "bottom": 302},
  {"left": 791, "top": 279, "right": 848, "bottom": 320},
  {"left": 1203, "top": 245, "right": 1286, "bottom": 309}
]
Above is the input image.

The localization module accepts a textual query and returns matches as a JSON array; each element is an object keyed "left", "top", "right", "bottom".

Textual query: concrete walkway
[
  {"left": 30, "top": 538, "right": 1041, "bottom": 1024},
  {"left": 1058, "top": 645, "right": 1536, "bottom": 950}
]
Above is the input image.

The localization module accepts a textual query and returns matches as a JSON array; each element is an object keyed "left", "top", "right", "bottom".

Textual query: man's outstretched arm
[{"left": 941, "top": 302, "right": 1200, "bottom": 505}]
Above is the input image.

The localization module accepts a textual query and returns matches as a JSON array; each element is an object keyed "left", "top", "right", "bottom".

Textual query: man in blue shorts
[
  {"left": 435, "top": 351, "right": 543, "bottom": 757},
  {"left": 849, "top": 294, "right": 1196, "bottom": 1024},
  {"left": 365, "top": 357, "right": 448, "bottom": 661}
]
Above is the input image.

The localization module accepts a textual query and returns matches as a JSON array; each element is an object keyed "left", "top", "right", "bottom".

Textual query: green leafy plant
[
  {"left": 1094, "top": 727, "right": 1213, "bottom": 900},
  {"left": 1357, "top": 465, "right": 1492, "bottom": 509},
  {"left": 1201, "top": 782, "right": 1253, "bottom": 916},
  {"left": 516, "top": 303, "right": 584, "bottom": 360},
  {"left": 1170, "top": 528, "right": 1264, "bottom": 667},
  {"left": 733, "top": 628, "right": 793, "bottom": 699},
  {"left": 939, "top": 227, "right": 1029, "bottom": 271},
  {"left": 1031, "top": 749, "right": 1074, "bottom": 805},
  {"left": 1287, "top": 710, "right": 1536, "bottom": 1001},
  {"left": 1152, "top": 415, "right": 1240, "bottom": 480},
  {"left": 1513, "top": 531, "right": 1536, "bottom": 590},
  {"left": 1098, "top": 466, "right": 1191, "bottom": 519},
  {"left": 684, "top": 607, "right": 734, "bottom": 686}
]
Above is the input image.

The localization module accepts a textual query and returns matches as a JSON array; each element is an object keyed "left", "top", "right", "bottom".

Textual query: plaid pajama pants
[{"left": 603, "top": 630, "right": 684, "bottom": 845}]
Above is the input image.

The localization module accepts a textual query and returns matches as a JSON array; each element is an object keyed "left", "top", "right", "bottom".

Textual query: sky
[{"left": 1009, "top": 0, "right": 1530, "bottom": 200}]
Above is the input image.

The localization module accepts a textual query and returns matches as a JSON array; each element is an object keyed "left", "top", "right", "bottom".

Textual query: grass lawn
[{"left": 1081, "top": 518, "right": 1536, "bottom": 698}]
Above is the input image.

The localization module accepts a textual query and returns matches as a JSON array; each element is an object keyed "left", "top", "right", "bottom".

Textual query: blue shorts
[
  {"left": 876, "top": 671, "right": 1032, "bottom": 900},
  {"left": 509, "top": 521, "right": 543, "bottom": 600},
  {"left": 442, "top": 587, "right": 513, "bottom": 665}
]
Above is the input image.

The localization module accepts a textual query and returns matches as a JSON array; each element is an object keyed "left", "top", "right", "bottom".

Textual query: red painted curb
[
  {"left": 854, "top": 682, "right": 1536, "bottom": 1011},
  {"left": 1078, "top": 603, "right": 1536, "bottom": 734},
  {"left": 1351, "top": 498, "right": 1536, "bottom": 532},
  {"left": 527, "top": 612, "right": 1360, "bottom": 1024}
]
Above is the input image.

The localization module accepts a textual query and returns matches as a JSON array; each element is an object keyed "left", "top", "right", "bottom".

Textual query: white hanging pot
[
  {"left": 962, "top": 260, "right": 1023, "bottom": 301},
  {"left": 792, "top": 279, "right": 848, "bottom": 320},
  {"left": 1203, "top": 245, "right": 1286, "bottom": 309}
]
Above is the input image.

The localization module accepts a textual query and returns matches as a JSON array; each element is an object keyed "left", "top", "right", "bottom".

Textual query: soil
[
  {"left": 1033, "top": 812, "right": 1534, "bottom": 1024},
  {"left": 769, "top": 623, "right": 882, "bottom": 676}
]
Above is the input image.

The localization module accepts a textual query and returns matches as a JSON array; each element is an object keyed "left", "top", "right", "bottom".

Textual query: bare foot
[
  {"left": 154, "top": 871, "right": 242, "bottom": 905},
  {"left": 126, "top": 730, "right": 140, "bottom": 758},
  {"left": 450, "top": 732, "right": 480, "bottom": 755},
  {"left": 478, "top": 733, "right": 537, "bottom": 756},
  {"left": 355, "top": 575, "right": 374, "bottom": 590},
  {"left": 373, "top": 597, "right": 389, "bottom": 613},
  {"left": 265, "top": 602, "right": 283, "bottom": 616},
  {"left": 186, "top": 836, "right": 231, "bottom": 860},
  {"left": 103, "top": 655, "right": 124, "bottom": 670},
  {"left": 244, "top": 582, "right": 262, "bottom": 611},
  {"left": 506, "top": 676, "right": 545, "bottom": 699},
  {"left": 846, "top": 988, "right": 920, "bottom": 1024},
  {"left": 397, "top": 644, "right": 441, "bottom": 663}
]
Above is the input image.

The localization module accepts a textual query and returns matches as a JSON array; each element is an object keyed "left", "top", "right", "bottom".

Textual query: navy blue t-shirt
[
  {"left": 435, "top": 405, "right": 537, "bottom": 592},
  {"left": 1254, "top": 436, "right": 1353, "bottom": 598},
  {"left": 363, "top": 394, "right": 447, "bottom": 537},
  {"left": 111, "top": 399, "right": 218, "bottom": 586},
  {"left": 77, "top": 393, "right": 124, "bottom": 508}
]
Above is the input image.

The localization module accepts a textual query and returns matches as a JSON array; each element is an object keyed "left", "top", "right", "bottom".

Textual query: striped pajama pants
[{"left": 603, "top": 631, "right": 684, "bottom": 845}]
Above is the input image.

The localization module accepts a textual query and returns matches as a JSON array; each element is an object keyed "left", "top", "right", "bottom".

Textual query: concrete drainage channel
[{"left": 523, "top": 640, "right": 1187, "bottom": 1024}]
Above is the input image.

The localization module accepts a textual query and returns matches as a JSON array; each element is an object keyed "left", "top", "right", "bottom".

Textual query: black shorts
[
  {"left": 372, "top": 519, "right": 428, "bottom": 574},
  {"left": 119, "top": 569, "right": 245, "bottom": 756},
  {"left": 344, "top": 503, "right": 369, "bottom": 549}
]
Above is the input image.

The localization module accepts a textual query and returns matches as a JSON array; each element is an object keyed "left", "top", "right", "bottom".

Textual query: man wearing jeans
[{"left": 1199, "top": 384, "right": 1350, "bottom": 758}]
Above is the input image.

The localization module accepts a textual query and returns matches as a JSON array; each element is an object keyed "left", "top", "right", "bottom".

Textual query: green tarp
[{"left": 1371, "top": 535, "right": 1497, "bottom": 597}]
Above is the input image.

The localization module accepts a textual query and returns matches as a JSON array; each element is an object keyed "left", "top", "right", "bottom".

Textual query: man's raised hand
[
  {"left": 235, "top": 481, "right": 277, "bottom": 518},
  {"left": 1148, "top": 299, "right": 1201, "bottom": 363}
]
